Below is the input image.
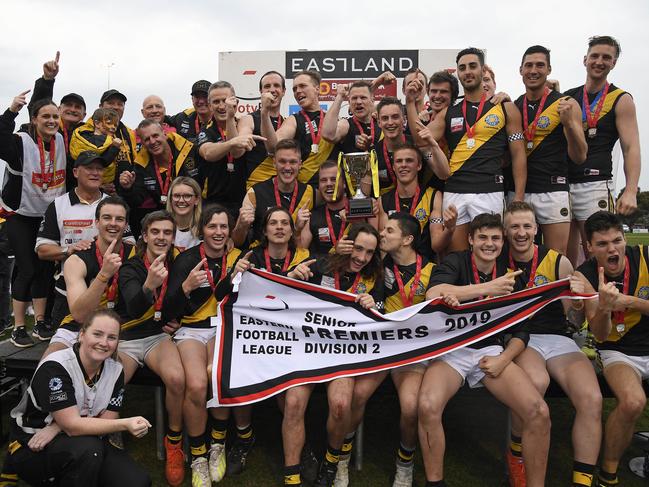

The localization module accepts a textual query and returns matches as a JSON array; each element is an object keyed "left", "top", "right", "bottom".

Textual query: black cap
[
  {"left": 60, "top": 93, "right": 86, "bottom": 109},
  {"left": 74, "top": 150, "right": 109, "bottom": 168},
  {"left": 191, "top": 80, "right": 211, "bottom": 96},
  {"left": 100, "top": 89, "right": 127, "bottom": 104}
]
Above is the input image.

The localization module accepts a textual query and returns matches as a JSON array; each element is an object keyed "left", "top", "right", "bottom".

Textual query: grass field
[{"left": 624, "top": 233, "right": 649, "bottom": 246}]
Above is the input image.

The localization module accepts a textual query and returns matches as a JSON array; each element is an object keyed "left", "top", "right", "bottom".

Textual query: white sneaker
[
  {"left": 208, "top": 443, "right": 226, "bottom": 482},
  {"left": 191, "top": 457, "right": 211, "bottom": 487},
  {"left": 392, "top": 461, "right": 414, "bottom": 487},
  {"left": 334, "top": 455, "right": 350, "bottom": 487}
]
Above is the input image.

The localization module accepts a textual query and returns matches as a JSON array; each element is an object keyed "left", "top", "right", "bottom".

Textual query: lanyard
[
  {"left": 523, "top": 88, "right": 550, "bottom": 146},
  {"left": 325, "top": 203, "right": 348, "bottom": 247},
  {"left": 582, "top": 82, "right": 610, "bottom": 128},
  {"left": 264, "top": 248, "right": 291, "bottom": 273},
  {"left": 381, "top": 139, "right": 398, "bottom": 184},
  {"left": 273, "top": 177, "right": 299, "bottom": 214},
  {"left": 274, "top": 114, "right": 283, "bottom": 130},
  {"left": 216, "top": 125, "right": 234, "bottom": 169},
  {"left": 95, "top": 243, "right": 124, "bottom": 307},
  {"left": 351, "top": 116, "right": 375, "bottom": 144},
  {"left": 301, "top": 109, "right": 324, "bottom": 147},
  {"left": 61, "top": 126, "right": 69, "bottom": 154},
  {"left": 394, "top": 185, "right": 421, "bottom": 216},
  {"left": 37, "top": 135, "right": 56, "bottom": 191},
  {"left": 508, "top": 245, "right": 539, "bottom": 288},
  {"left": 199, "top": 243, "right": 227, "bottom": 292},
  {"left": 461, "top": 94, "right": 487, "bottom": 141},
  {"left": 471, "top": 253, "right": 497, "bottom": 299},
  {"left": 143, "top": 253, "right": 169, "bottom": 320},
  {"left": 334, "top": 271, "right": 362, "bottom": 293},
  {"left": 153, "top": 152, "right": 173, "bottom": 203},
  {"left": 605, "top": 256, "right": 630, "bottom": 330},
  {"left": 393, "top": 254, "right": 422, "bottom": 307}
]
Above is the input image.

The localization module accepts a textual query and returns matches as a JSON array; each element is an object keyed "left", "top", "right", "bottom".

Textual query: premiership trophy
[{"left": 336, "top": 151, "right": 379, "bottom": 219}]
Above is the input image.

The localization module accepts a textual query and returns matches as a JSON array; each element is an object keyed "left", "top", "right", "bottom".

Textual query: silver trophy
[{"left": 342, "top": 152, "right": 374, "bottom": 219}]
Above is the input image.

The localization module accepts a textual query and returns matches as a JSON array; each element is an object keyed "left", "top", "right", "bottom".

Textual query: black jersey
[
  {"left": 373, "top": 136, "right": 414, "bottom": 195},
  {"left": 164, "top": 245, "right": 242, "bottom": 329},
  {"left": 337, "top": 116, "right": 383, "bottom": 155},
  {"left": 381, "top": 186, "right": 435, "bottom": 260},
  {"left": 565, "top": 84, "right": 627, "bottom": 183},
  {"left": 245, "top": 110, "right": 283, "bottom": 189},
  {"left": 383, "top": 253, "right": 434, "bottom": 313},
  {"left": 429, "top": 250, "right": 510, "bottom": 348},
  {"left": 196, "top": 121, "right": 246, "bottom": 208},
  {"left": 444, "top": 100, "right": 508, "bottom": 193},
  {"left": 248, "top": 246, "right": 311, "bottom": 275},
  {"left": 249, "top": 178, "right": 314, "bottom": 245},
  {"left": 167, "top": 108, "right": 208, "bottom": 144},
  {"left": 53, "top": 241, "right": 135, "bottom": 333},
  {"left": 308, "top": 204, "right": 350, "bottom": 256},
  {"left": 293, "top": 110, "right": 335, "bottom": 186},
  {"left": 578, "top": 245, "right": 649, "bottom": 355},
  {"left": 514, "top": 90, "right": 569, "bottom": 193}
]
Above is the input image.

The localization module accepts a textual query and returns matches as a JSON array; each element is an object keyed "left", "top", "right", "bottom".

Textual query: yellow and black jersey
[
  {"left": 504, "top": 244, "right": 567, "bottom": 335},
  {"left": 53, "top": 241, "right": 135, "bottom": 333},
  {"left": 245, "top": 110, "right": 283, "bottom": 189},
  {"left": 249, "top": 246, "right": 311, "bottom": 275},
  {"left": 309, "top": 260, "right": 384, "bottom": 310},
  {"left": 373, "top": 137, "right": 414, "bottom": 195},
  {"left": 249, "top": 178, "right": 314, "bottom": 245},
  {"left": 578, "top": 245, "right": 649, "bottom": 355},
  {"left": 167, "top": 108, "right": 209, "bottom": 144},
  {"left": 337, "top": 116, "right": 383, "bottom": 156},
  {"left": 308, "top": 204, "right": 350, "bottom": 257},
  {"left": 444, "top": 100, "right": 508, "bottom": 193},
  {"left": 381, "top": 186, "right": 435, "bottom": 260},
  {"left": 383, "top": 253, "right": 434, "bottom": 313},
  {"left": 116, "top": 252, "right": 178, "bottom": 340},
  {"left": 164, "top": 245, "right": 242, "bottom": 329},
  {"left": 514, "top": 90, "right": 569, "bottom": 193},
  {"left": 135, "top": 132, "right": 198, "bottom": 180},
  {"left": 565, "top": 83, "right": 627, "bottom": 183},
  {"left": 293, "top": 110, "right": 335, "bottom": 185}
]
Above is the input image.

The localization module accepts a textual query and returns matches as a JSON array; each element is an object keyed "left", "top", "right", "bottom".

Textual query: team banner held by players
[{"left": 209, "top": 269, "right": 586, "bottom": 407}]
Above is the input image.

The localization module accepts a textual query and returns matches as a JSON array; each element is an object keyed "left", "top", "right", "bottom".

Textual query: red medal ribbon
[
  {"left": 393, "top": 254, "right": 422, "bottom": 307},
  {"left": 583, "top": 82, "right": 610, "bottom": 130},
  {"left": 382, "top": 140, "right": 397, "bottom": 185},
  {"left": 37, "top": 135, "right": 56, "bottom": 190},
  {"left": 523, "top": 88, "right": 550, "bottom": 142},
  {"left": 605, "top": 255, "right": 630, "bottom": 328},
  {"left": 143, "top": 253, "right": 169, "bottom": 316},
  {"left": 471, "top": 253, "right": 497, "bottom": 299},
  {"left": 273, "top": 177, "right": 299, "bottom": 214},
  {"left": 61, "top": 126, "right": 69, "bottom": 154},
  {"left": 334, "top": 271, "right": 362, "bottom": 293},
  {"left": 394, "top": 185, "right": 421, "bottom": 216},
  {"left": 351, "top": 116, "right": 375, "bottom": 144},
  {"left": 199, "top": 243, "right": 227, "bottom": 292},
  {"left": 153, "top": 152, "right": 173, "bottom": 200},
  {"left": 325, "top": 203, "right": 349, "bottom": 247},
  {"left": 216, "top": 125, "right": 234, "bottom": 164},
  {"left": 274, "top": 115, "right": 283, "bottom": 130},
  {"left": 264, "top": 248, "right": 292, "bottom": 273},
  {"left": 509, "top": 245, "right": 539, "bottom": 288},
  {"left": 300, "top": 109, "right": 324, "bottom": 147},
  {"left": 95, "top": 243, "right": 124, "bottom": 305},
  {"left": 461, "top": 94, "right": 487, "bottom": 141}
]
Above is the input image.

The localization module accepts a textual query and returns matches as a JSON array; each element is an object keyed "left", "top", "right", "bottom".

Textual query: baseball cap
[
  {"left": 60, "top": 93, "right": 86, "bottom": 109},
  {"left": 191, "top": 80, "right": 211, "bottom": 96},
  {"left": 100, "top": 89, "right": 127, "bottom": 104},
  {"left": 74, "top": 150, "right": 109, "bottom": 168}
]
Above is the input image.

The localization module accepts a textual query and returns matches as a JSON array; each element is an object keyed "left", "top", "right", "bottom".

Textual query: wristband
[
  {"left": 508, "top": 132, "right": 524, "bottom": 142},
  {"left": 96, "top": 273, "right": 109, "bottom": 283},
  {"left": 429, "top": 217, "right": 444, "bottom": 224}
]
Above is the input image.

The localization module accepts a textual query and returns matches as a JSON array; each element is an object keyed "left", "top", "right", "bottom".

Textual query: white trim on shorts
[
  {"left": 438, "top": 345, "right": 503, "bottom": 388},
  {"left": 569, "top": 180, "right": 614, "bottom": 221},
  {"left": 50, "top": 327, "right": 78, "bottom": 348},
  {"left": 598, "top": 349, "right": 649, "bottom": 380},
  {"left": 443, "top": 191, "right": 504, "bottom": 226},
  {"left": 118, "top": 333, "right": 170, "bottom": 367},
  {"left": 173, "top": 327, "right": 216, "bottom": 345},
  {"left": 527, "top": 334, "right": 581, "bottom": 361}
]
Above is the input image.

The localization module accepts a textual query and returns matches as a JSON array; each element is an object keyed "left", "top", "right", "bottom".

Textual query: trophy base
[{"left": 348, "top": 198, "right": 374, "bottom": 219}]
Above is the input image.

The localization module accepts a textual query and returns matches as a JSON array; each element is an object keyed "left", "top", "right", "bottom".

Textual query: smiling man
[{"left": 168, "top": 80, "right": 213, "bottom": 144}]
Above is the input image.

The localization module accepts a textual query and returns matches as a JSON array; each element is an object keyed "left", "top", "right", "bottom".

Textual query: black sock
[
  {"left": 510, "top": 433, "right": 522, "bottom": 457},
  {"left": 166, "top": 427, "right": 182, "bottom": 445},
  {"left": 189, "top": 434, "right": 208, "bottom": 461},
  {"left": 236, "top": 423, "right": 254, "bottom": 443},
  {"left": 284, "top": 464, "right": 301, "bottom": 485},
  {"left": 598, "top": 468, "right": 618, "bottom": 485},
  {"left": 210, "top": 417, "right": 228, "bottom": 445},
  {"left": 425, "top": 481, "right": 446, "bottom": 487},
  {"left": 324, "top": 444, "right": 341, "bottom": 466}
]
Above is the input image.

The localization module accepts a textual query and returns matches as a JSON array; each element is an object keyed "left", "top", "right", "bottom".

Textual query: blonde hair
[{"left": 166, "top": 177, "right": 202, "bottom": 239}]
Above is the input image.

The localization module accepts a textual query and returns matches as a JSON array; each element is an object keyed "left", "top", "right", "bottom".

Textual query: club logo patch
[
  {"left": 598, "top": 200, "right": 608, "bottom": 209},
  {"left": 638, "top": 286, "right": 649, "bottom": 300},
  {"left": 560, "top": 207, "right": 569, "bottom": 217},
  {"left": 415, "top": 208, "right": 427, "bottom": 222},
  {"left": 537, "top": 116, "right": 551, "bottom": 129},
  {"left": 356, "top": 282, "right": 367, "bottom": 294},
  {"left": 485, "top": 114, "right": 500, "bottom": 126},
  {"left": 49, "top": 377, "right": 63, "bottom": 391},
  {"left": 534, "top": 275, "right": 549, "bottom": 286}
]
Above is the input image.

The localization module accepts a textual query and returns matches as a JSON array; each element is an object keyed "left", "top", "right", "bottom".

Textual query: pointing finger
[
  {"left": 19, "top": 89, "right": 31, "bottom": 97},
  {"left": 153, "top": 253, "right": 166, "bottom": 264},
  {"left": 303, "top": 259, "right": 317, "bottom": 267},
  {"left": 192, "top": 258, "right": 207, "bottom": 272},
  {"left": 251, "top": 135, "right": 267, "bottom": 141},
  {"left": 55, "top": 51, "right": 60, "bottom": 63},
  {"left": 105, "top": 238, "right": 117, "bottom": 255},
  {"left": 598, "top": 267, "right": 606, "bottom": 287},
  {"left": 243, "top": 250, "right": 253, "bottom": 260}
]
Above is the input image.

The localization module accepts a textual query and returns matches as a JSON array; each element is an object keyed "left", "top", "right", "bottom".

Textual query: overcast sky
[{"left": 1, "top": 0, "right": 646, "bottom": 190}]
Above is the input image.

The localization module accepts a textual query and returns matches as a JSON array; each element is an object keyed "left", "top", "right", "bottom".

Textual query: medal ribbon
[
  {"left": 471, "top": 253, "right": 497, "bottom": 299},
  {"left": 509, "top": 245, "right": 539, "bottom": 288},
  {"left": 325, "top": 203, "right": 349, "bottom": 247},
  {"left": 37, "top": 135, "right": 56, "bottom": 190},
  {"left": 461, "top": 94, "right": 487, "bottom": 141},
  {"left": 153, "top": 152, "right": 173, "bottom": 200},
  {"left": 143, "top": 253, "right": 169, "bottom": 316},
  {"left": 273, "top": 177, "right": 299, "bottom": 214},
  {"left": 200, "top": 243, "right": 227, "bottom": 292},
  {"left": 395, "top": 185, "right": 421, "bottom": 216},
  {"left": 334, "top": 271, "right": 362, "bottom": 293},
  {"left": 216, "top": 125, "right": 234, "bottom": 164},
  {"left": 605, "top": 256, "right": 630, "bottom": 328},
  {"left": 301, "top": 109, "right": 324, "bottom": 148},
  {"left": 95, "top": 243, "right": 124, "bottom": 305},
  {"left": 393, "top": 254, "right": 422, "bottom": 307},
  {"left": 523, "top": 89, "right": 550, "bottom": 143},
  {"left": 264, "top": 248, "right": 292, "bottom": 273},
  {"left": 582, "top": 82, "right": 610, "bottom": 128},
  {"left": 351, "top": 116, "right": 375, "bottom": 144}
]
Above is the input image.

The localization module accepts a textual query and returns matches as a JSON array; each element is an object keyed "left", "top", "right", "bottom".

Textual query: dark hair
[
  {"left": 428, "top": 71, "right": 460, "bottom": 105},
  {"left": 401, "top": 68, "right": 428, "bottom": 91},
  {"left": 29, "top": 98, "right": 58, "bottom": 119},
  {"left": 521, "top": 45, "right": 551, "bottom": 66},
  {"left": 199, "top": 204, "right": 234, "bottom": 239},
  {"left": 456, "top": 47, "right": 485, "bottom": 66},
  {"left": 392, "top": 140, "right": 423, "bottom": 164},
  {"left": 319, "top": 159, "right": 339, "bottom": 172},
  {"left": 469, "top": 213, "right": 503, "bottom": 236},
  {"left": 275, "top": 138, "right": 301, "bottom": 158},
  {"left": 376, "top": 96, "right": 403, "bottom": 116},
  {"left": 136, "top": 118, "right": 163, "bottom": 132},
  {"left": 584, "top": 211, "right": 624, "bottom": 242},
  {"left": 259, "top": 70, "right": 286, "bottom": 91},
  {"left": 505, "top": 200, "right": 535, "bottom": 217},
  {"left": 92, "top": 107, "right": 119, "bottom": 125},
  {"left": 96, "top": 195, "right": 130, "bottom": 220},
  {"left": 293, "top": 70, "right": 322, "bottom": 86},
  {"left": 388, "top": 212, "right": 420, "bottom": 249},
  {"left": 324, "top": 223, "right": 382, "bottom": 280},
  {"left": 588, "top": 35, "right": 621, "bottom": 58},
  {"left": 136, "top": 210, "right": 176, "bottom": 258},
  {"left": 208, "top": 81, "right": 235, "bottom": 97},
  {"left": 259, "top": 206, "right": 297, "bottom": 252},
  {"left": 349, "top": 80, "right": 373, "bottom": 95}
]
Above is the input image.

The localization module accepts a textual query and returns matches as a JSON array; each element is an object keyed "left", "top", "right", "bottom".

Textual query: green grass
[
  {"left": 625, "top": 233, "right": 649, "bottom": 246},
  {"left": 4, "top": 383, "right": 649, "bottom": 486}
]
